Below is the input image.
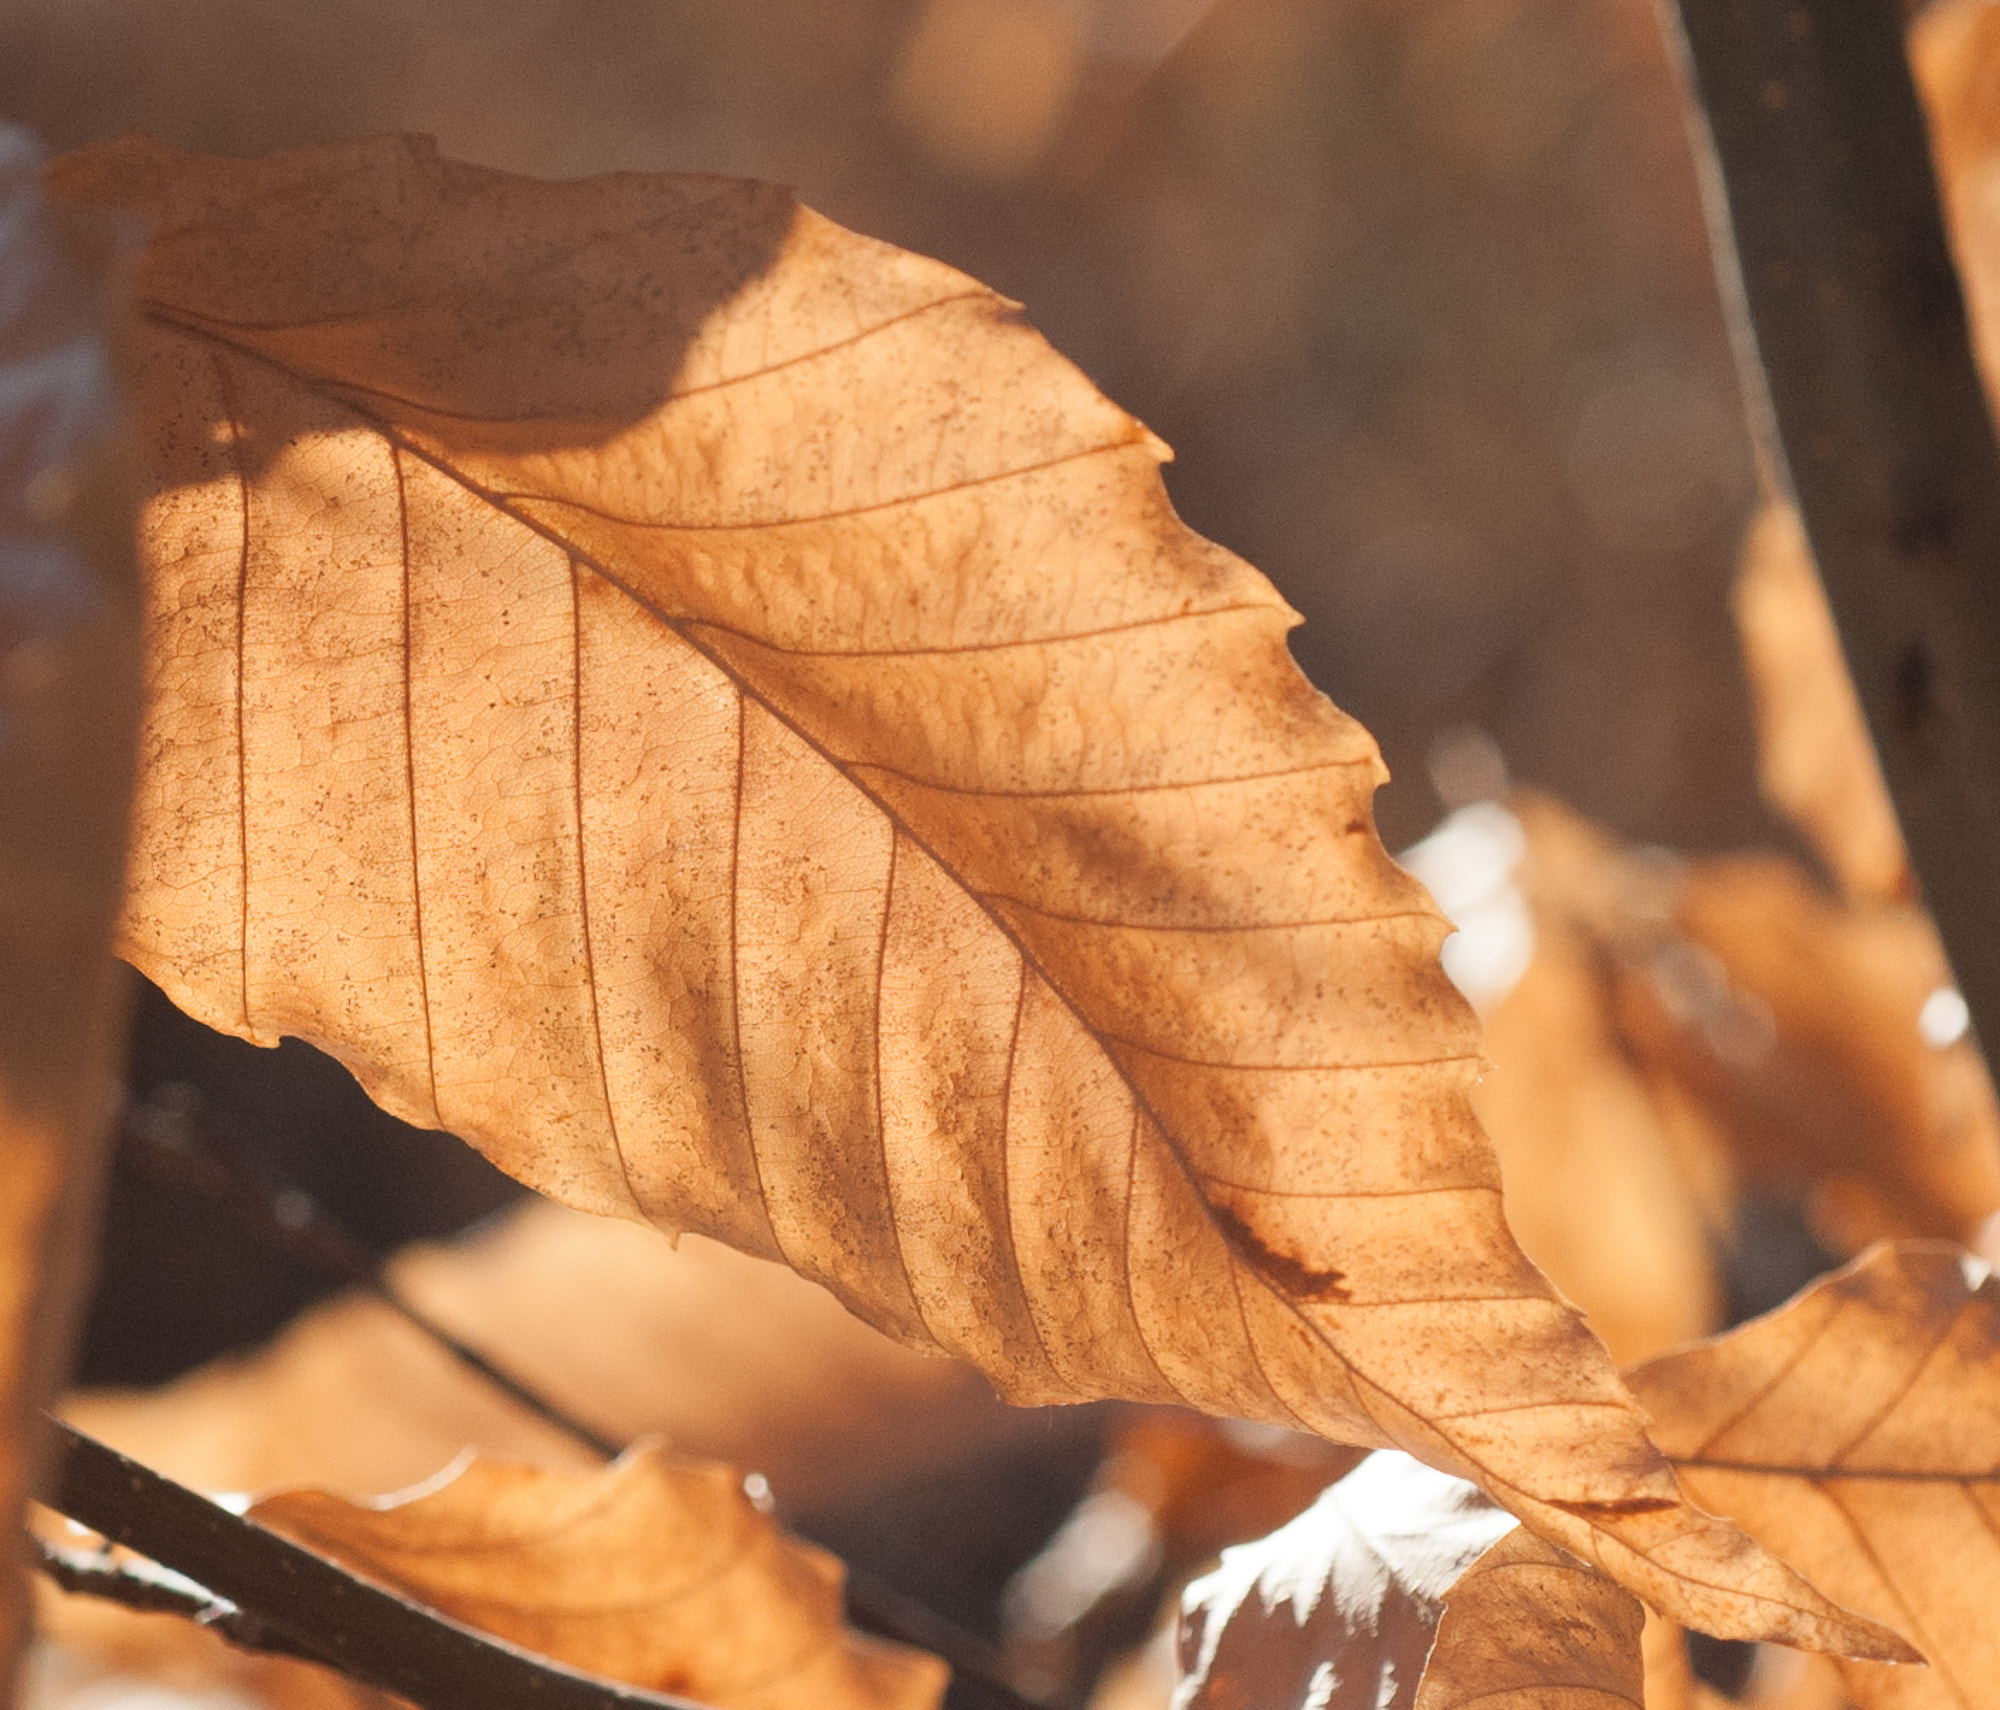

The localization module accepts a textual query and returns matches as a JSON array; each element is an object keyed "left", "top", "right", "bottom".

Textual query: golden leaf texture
[
  {"left": 1176, "top": 1452, "right": 1642, "bottom": 1710},
  {"left": 250, "top": 1447, "right": 947, "bottom": 1710},
  {"left": 1628, "top": 1242, "right": 2000, "bottom": 1710},
  {"left": 46, "top": 132, "right": 1901, "bottom": 1648},
  {"left": 1412, "top": 1525, "right": 1645, "bottom": 1710},
  {"left": 0, "top": 122, "right": 138, "bottom": 1692}
]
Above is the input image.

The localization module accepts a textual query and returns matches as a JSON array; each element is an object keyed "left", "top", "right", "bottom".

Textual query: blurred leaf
[
  {"left": 252, "top": 1446, "right": 946, "bottom": 1710},
  {"left": 0, "top": 120, "right": 138, "bottom": 1695},
  {"left": 45, "top": 1198, "right": 1034, "bottom": 1710},
  {"left": 1915, "top": 0, "right": 2000, "bottom": 431},
  {"left": 1608, "top": 855, "right": 2000, "bottom": 1255},
  {"left": 1474, "top": 794, "right": 1722, "bottom": 1364},
  {"left": 36, "top": 132, "right": 1880, "bottom": 1641},
  {"left": 1474, "top": 789, "right": 2000, "bottom": 1262},
  {"left": 1000, "top": 1411, "right": 1359, "bottom": 1692},
  {"left": 1176, "top": 1452, "right": 1643, "bottom": 1710},
  {"left": 1733, "top": 503, "right": 1910, "bottom": 908},
  {"left": 1628, "top": 1241, "right": 2000, "bottom": 1709}
]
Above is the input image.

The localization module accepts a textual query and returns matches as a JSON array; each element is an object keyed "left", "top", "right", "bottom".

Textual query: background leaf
[
  {"left": 252, "top": 1447, "right": 947, "bottom": 1710},
  {"left": 58, "top": 1197, "right": 1042, "bottom": 1511},
  {"left": 1629, "top": 1241, "right": 2000, "bottom": 1709},
  {"left": 1175, "top": 1452, "right": 1644, "bottom": 1710}
]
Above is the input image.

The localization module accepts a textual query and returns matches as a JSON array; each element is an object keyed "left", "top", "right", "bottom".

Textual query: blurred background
[
  {"left": 4, "top": 1, "right": 1872, "bottom": 1702},
  {"left": 0, "top": 0, "right": 1775, "bottom": 857}
]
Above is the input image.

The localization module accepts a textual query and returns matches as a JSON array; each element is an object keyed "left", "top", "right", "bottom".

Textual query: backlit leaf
[
  {"left": 1413, "top": 1523, "right": 1644, "bottom": 1710},
  {"left": 1629, "top": 1242, "right": 2000, "bottom": 1708},
  {"left": 47, "top": 133, "right": 1901, "bottom": 1649}
]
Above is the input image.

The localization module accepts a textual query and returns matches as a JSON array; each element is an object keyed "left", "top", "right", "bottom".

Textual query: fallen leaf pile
[
  {"left": 0, "top": 121, "right": 137, "bottom": 1697},
  {"left": 253, "top": 1447, "right": 946, "bottom": 1710},
  {"left": 34, "top": 131, "right": 1883, "bottom": 1644}
]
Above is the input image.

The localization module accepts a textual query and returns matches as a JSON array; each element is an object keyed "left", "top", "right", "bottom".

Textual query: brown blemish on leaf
[
  {"left": 1547, "top": 1496, "right": 1679, "bottom": 1519},
  {"left": 1209, "top": 1202, "right": 1351, "bottom": 1303}
]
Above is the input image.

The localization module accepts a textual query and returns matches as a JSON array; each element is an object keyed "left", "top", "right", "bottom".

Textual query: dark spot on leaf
[
  {"left": 1211, "top": 1202, "right": 1350, "bottom": 1302},
  {"left": 1549, "top": 1495, "right": 1678, "bottom": 1518}
]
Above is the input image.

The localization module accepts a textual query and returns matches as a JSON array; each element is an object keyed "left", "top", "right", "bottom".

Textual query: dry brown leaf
[
  {"left": 36, "top": 134, "right": 1887, "bottom": 1646},
  {"left": 42, "top": 1199, "right": 1046, "bottom": 1710},
  {"left": 1473, "top": 790, "right": 2000, "bottom": 1261},
  {"left": 1175, "top": 1452, "right": 1642, "bottom": 1710},
  {"left": 1732, "top": 504, "right": 1911, "bottom": 908},
  {"left": 0, "top": 123, "right": 138, "bottom": 1697},
  {"left": 59, "top": 1196, "right": 1036, "bottom": 1513},
  {"left": 1627, "top": 1241, "right": 2000, "bottom": 1710},
  {"left": 1413, "top": 1523, "right": 1645, "bottom": 1710},
  {"left": 1474, "top": 795, "right": 1721, "bottom": 1365},
  {"left": 250, "top": 1446, "right": 946, "bottom": 1710}
]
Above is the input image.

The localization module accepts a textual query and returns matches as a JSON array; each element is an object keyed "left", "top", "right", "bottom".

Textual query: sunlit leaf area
[{"left": 7, "top": 4, "right": 2000, "bottom": 1710}]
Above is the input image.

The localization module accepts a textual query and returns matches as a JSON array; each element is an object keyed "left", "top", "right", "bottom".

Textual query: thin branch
[
  {"left": 1659, "top": 0, "right": 2000, "bottom": 1064},
  {"left": 30, "top": 1534, "right": 320, "bottom": 1663},
  {"left": 40, "top": 1419, "right": 707, "bottom": 1710},
  {"left": 120, "top": 1088, "right": 625, "bottom": 1458}
]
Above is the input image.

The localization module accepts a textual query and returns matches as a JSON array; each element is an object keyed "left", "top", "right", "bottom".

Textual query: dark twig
[
  {"left": 1660, "top": 0, "right": 2000, "bottom": 1062},
  {"left": 31, "top": 1533, "right": 320, "bottom": 1663},
  {"left": 41, "top": 1419, "right": 707, "bottom": 1710},
  {"left": 115, "top": 1086, "right": 1061, "bottom": 1710}
]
